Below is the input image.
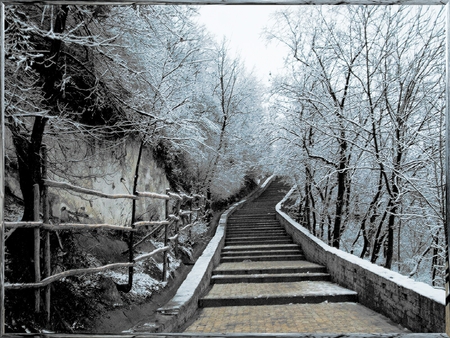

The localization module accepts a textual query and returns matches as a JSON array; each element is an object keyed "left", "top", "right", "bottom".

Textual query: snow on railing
[{"left": 5, "top": 246, "right": 167, "bottom": 290}]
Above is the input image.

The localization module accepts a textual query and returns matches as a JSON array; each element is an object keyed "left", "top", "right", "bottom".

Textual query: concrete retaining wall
[
  {"left": 154, "top": 176, "right": 276, "bottom": 333},
  {"left": 276, "top": 187, "right": 445, "bottom": 333}
]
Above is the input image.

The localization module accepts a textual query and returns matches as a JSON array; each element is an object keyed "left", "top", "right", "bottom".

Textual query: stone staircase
[{"left": 199, "top": 179, "right": 358, "bottom": 308}]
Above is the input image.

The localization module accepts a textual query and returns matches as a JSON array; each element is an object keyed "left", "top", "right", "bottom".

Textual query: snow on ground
[
  {"left": 191, "top": 221, "right": 208, "bottom": 237},
  {"left": 96, "top": 221, "right": 209, "bottom": 300},
  {"left": 56, "top": 220, "right": 210, "bottom": 309},
  {"left": 101, "top": 261, "right": 165, "bottom": 298}
]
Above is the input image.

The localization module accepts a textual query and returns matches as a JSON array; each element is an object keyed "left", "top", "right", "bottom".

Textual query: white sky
[{"left": 196, "top": 5, "right": 288, "bottom": 85}]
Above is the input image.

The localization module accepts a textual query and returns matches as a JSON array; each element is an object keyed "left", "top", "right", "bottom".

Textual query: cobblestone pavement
[{"left": 184, "top": 303, "right": 409, "bottom": 334}]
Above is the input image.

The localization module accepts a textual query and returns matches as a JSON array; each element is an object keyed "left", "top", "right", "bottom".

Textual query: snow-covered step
[
  {"left": 199, "top": 281, "right": 358, "bottom": 307},
  {"left": 225, "top": 238, "right": 293, "bottom": 246},
  {"left": 226, "top": 232, "right": 287, "bottom": 239},
  {"left": 228, "top": 217, "right": 278, "bottom": 222},
  {"left": 226, "top": 230, "right": 286, "bottom": 237},
  {"left": 227, "top": 224, "right": 281, "bottom": 229},
  {"left": 227, "top": 221, "right": 281, "bottom": 230},
  {"left": 222, "top": 243, "right": 300, "bottom": 252},
  {"left": 211, "top": 272, "right": 331, "bottom": 284},
  {"left": 227, "top": 223, "right": 284, "bottom": 228},
  {"left": 226, "top": 233, "right": 289, "bottom": 240},
  {"left": 212, "top": 260, "right": 327, "bottom": 275},
  {"left": 220, "top": 253, "right": 304, "bottom": 263},
  {"left": 221, "top": 248, "right": 301, "bottom": 257},
  {"left": 226, "top": 228, "right": 283, "bottom": 233},
  {"left": 228, "top": 219, "right": 279, "bottom": 223}
]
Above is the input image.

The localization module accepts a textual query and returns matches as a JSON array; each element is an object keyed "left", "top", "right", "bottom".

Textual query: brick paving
[{"left": 185, "top": 303, "right": 409, "bottom": 333}]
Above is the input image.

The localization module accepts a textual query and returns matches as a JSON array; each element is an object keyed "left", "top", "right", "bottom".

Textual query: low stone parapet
[{"left": 276, "top": 187, "right": 445, "bottom": 333}]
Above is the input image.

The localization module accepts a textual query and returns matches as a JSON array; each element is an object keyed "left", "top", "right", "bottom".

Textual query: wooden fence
[{"left": 3, "top": 145, "right": 205, "bottom": 325}]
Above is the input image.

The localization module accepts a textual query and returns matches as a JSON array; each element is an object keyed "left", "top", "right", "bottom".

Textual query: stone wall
[
  {"left": 5, "top": 133, "right": 170, "bottom": 225},
  {"left": 276, "top": 187, "right": 445, "bottom": 333}
]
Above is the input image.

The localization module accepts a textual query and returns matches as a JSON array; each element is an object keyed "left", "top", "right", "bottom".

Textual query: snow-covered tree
[{"left": 265, "top": 5, "right": 445, "bottom": 285}]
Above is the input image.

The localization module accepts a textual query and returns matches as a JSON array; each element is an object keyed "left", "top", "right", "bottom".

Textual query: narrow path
[{"left": 184, "top": 179, "right": 409, "bottom": 334}]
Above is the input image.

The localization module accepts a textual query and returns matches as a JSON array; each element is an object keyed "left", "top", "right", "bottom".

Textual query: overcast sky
[{"left": 196, "top": 5, "right": 288, "bottom": 85}]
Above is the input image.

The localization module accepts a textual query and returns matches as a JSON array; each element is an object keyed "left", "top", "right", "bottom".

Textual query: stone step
[
  {"left": 228, "top": 219, "right": 280, "bottom": 223},
  {"left": 230, "top": 211, "right": 276, "bottom": 219},
  {"left": 227, "top": 222, "right": 281, "bottom": 227},
  {"left": 211, "top": 272, "right": 331, "bottom": 284},
  {"left": 221, "top": 248, "right": 302, "bottom": 257},
  {"left": 226, "top": 232, "right": 287, "bottom": 239},
  {"left": 225, "top": 235, "right": 291, "bottom": 242},
  {"left": 227, "top": 225, "right": 283, "bottom": 230},
  {"left": 220, "top": 254, "right": 304, "bottom": 263},
  {"left": 227, "top": 217, "right": 280, "bottom": 225},
  {"left": 199, "top": 281, "right": 358, "bottom": 307},
  {"left": 228, "top": 218, "right": 279, "bottom": 223},
  {"left": 225, "top": 238, "right": 293, "bottom": 246},
  {"left": 226, "top": 227, "right": 282, "bottom": 232},
  {"left": 226, "top": 229, "right": 285, "bottom": 235},
  {"left": 213, "top": 260, "right": 327, "bottom": 275},
  {"left": 222, "top": 243, "right": 300, "bottom": 252},
  {"left": 227, "top": 222, "right": 282, "bottom": 227},
  {"left": 227, "top": 222, "right": 280, "bottom": 227}
]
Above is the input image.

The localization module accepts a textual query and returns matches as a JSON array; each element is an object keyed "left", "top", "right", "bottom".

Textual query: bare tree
[{"left": 265, "top": 5, "right": 445, "bottom": 285}]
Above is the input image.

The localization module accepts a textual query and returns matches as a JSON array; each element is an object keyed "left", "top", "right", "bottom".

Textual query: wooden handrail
[
  {"left": 4, "top": 221, "right": 43, "bottom": 227},
  {"left": 180, "top": 223, "right": 194, "bottom": 232},
  {"left": 167, "top": 192, "right": 183, "bottom": 200},
  {"left": 134, "top": 246, "right": 169, "bottom": 262},
  {"left": 5, "top": 222, "right": 137, "bottom": 232},
  {"left": 4, "top": 246, "right": 171, "bottom": 290},
  {"left": 44, "top": 179, "right": 203, "bottom": 201},
  {"left": 133, "top": 221, "right": 170, "bottom": 228},
  {"left": 136, "top": 191, "right": 170, "bottom": 200},
  {"left": 5, "top": 262, "right": 133, "bottom": 290},
  {"left": 44, "top": 179, "right": 138, "bottom": 200},
  {"left": 168, "top": 214, "right": 180, "bottom": 221}
]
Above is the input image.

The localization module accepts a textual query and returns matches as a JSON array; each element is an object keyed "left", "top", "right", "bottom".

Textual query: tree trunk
[
  {"left": 6, "top": 5, "right": 69, "bottom": 285},
  {"left": 384, "top": 199, "right": 397, "bottom": 269},
  {"left": 332, "top": 135, "right": 348, "bottom": 249},
  {"left": 370, "top": 209, "right": 388, "bottom": 264}
]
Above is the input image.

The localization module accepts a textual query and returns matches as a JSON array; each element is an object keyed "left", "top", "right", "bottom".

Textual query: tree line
[
  {"left": 3, "top": 4, "right": 266, "bottom": 328},
  {"left": 264, "top": 5, "right": 446, "bottom": 286}
]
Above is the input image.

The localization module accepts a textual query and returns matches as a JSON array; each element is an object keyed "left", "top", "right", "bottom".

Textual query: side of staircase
[{"left": 198, "top": 179, "right": 358, "bottom": 308}]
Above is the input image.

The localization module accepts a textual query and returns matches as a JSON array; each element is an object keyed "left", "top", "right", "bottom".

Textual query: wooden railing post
[
  {"left": 162, "top": 188, "right": 170, "bottom": 281},
  {"left": 41, "top": 146, "right": 51, "bottom": 325},
  {"left": 201, "top": 195, "right": 206, "bottom": 220},
  {"left": 189, "top": 199, "right": 193, "bottom": 239},
  {"left": 33, "top": 184, "right": 41, "bottom": 313},
  {"left": 174, "top": 200, "right": 180, "bottom": 258}
]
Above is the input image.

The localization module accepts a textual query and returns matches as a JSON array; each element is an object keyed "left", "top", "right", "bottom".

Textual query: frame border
[{"left": 0, "top": 1, "right": 447, "bottom": 336}]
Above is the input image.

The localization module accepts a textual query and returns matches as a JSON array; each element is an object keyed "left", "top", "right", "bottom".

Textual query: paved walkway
[
  {"left": 185, "top": 303, "right": 407, "bottom": 333},
  {"left": 183, "top": 179, "right": 409, "bottom": 334}
]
